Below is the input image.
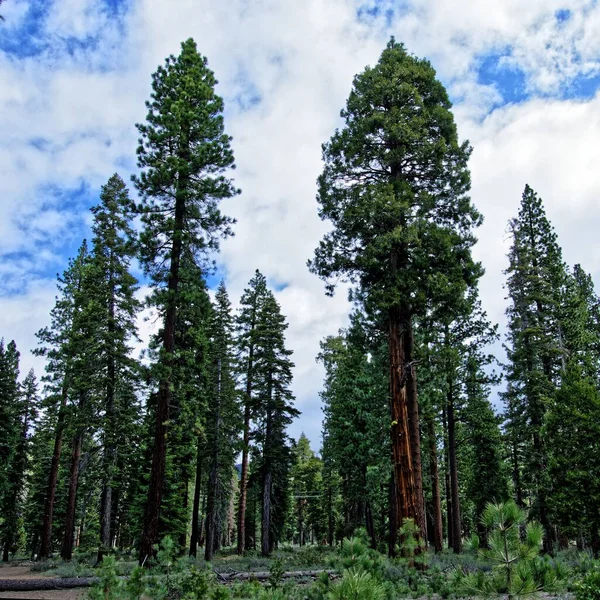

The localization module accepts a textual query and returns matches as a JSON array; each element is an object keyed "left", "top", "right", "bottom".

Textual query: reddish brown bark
[
  {"left": 406, "top": 322, "right": 426, "bottom": 542},
  {"left": 427, "top": 415, "right": 443, "bottom": 553},
  {"left": 61, "top": 430, "right": 83, "bottom": 560},
  {"left": 39, "top": 381, "right": 69, "bottom": 559},
  {"left": 388, "top": 306, "right": 419, "bottom": 545}
]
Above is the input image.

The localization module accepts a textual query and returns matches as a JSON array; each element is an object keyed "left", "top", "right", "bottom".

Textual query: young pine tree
[
  {"left": 0, "top": 340, "right": 22, "bottom": 560},
  {"left": 309, "top": 38, "right": 482, "bottom": 544},
  {"left": 204, "top": 282, "right": 240, "bottom": 561},
  {"left": 89, "top": 174, "right": 141, "bottom": 562},
  {"left": 235, "top": 269, "right": 268, "bottom": 554},
  {"left": 35, "top": 242, "right": 90, "bottom": 559},
  {"left": 253, "top": 292, "right": 298, "bottom": 556},
  {"left": 133, "top": 38, "right": 239, "bottom": 562}
]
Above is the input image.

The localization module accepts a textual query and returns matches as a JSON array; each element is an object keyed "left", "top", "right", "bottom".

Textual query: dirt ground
[{"left": 0, "top": 564, "right": 86, "bottom": 599}]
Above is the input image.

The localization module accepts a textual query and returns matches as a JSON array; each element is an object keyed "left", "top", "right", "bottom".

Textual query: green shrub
[
  {"left": 575, "top": 568, "right": 600, "bottom": 600},
  {"left": 328, "top": 568, "right": 386, "bottom": 600}
]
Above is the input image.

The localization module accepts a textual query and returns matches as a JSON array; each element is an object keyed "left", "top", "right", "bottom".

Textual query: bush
[
  {"left": 575, "top": 568, "right": 600, "bottom": 600},
  {"left": 328, "top": 568, "right": 386, "bottom": 600}
]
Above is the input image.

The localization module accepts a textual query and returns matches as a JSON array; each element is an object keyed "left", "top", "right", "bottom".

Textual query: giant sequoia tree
[
  {"left": 134, "top": 38, "right": 238, "bottom": 563},
  {"left": 310, "top": 39, "right": 481, "bottom": 544}
]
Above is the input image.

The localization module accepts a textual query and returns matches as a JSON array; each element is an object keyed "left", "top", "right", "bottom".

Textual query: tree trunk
[
  {"left": 388, "top": 471, "right": 398, "bottom": 557},
  {"left": 406, "top": 322, "right": 426, "bottom": 542},
  {"left": 189, "top": 437, "right": 204, "bottom": 557},
  {"left": 237, "top": 335, "right": 255, "bottom": 555},
  {"left": 39, "top": 381, "right": 69, "bottom": 559},
  {"left": 426, "top": 415, "right": 443, "bottom": 553},
  {"left": 261, "top": 469, "right": 272, "bottom": 556},
  {"left": 205, "top": 358, "right": 222, "bottom": 562},
  {"left": 446, "top": 374, "right": 462, "bottom": 554},
  {"left": 388, "top": 305, "right": 419, "bottom": 547},
  {"left": 365, "top": 501, "right": 376, "bottom": 549},
  {"left": 327, "top": 486, "right": 334, "bottom": 546},
  {"left": 138, "top": 185, "right": 185, "bottom": 565},
  {"left": 442, "top": 405, "right": 453, "bottom": 550},
  {"left": 61, "top": 430, "right": 83, "bottom": 560},
  {"left": 98, "top": 281, "right": 117, "bottom": 565}
]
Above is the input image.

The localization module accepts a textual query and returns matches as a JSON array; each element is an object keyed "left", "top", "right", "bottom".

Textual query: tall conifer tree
[
  {"left": 253, "top": 292, "right": 298, "bottom": 556},
  {"left": 134, "top": 38, "right": 238, "bottom": 562},
  {"left": 235, "top": 269, "right": 268, "bottom": 554},
  {"left": 309, "top": 39, "right": 482, "bottom": 544},
  {"left": 88, "top": 174, "right": 141, "bottom": 562},
  {"left": 503, "top": 184, "right": 566, "bottom": 550}
]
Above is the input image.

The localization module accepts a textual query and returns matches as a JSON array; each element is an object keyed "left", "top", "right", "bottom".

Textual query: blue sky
[{"left": 2, "top": 0, "right": 600, "bottom": 448}]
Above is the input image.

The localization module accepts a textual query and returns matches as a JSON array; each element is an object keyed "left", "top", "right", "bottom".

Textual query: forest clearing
[{"left": 3, "top": 1, "right": 600, "bottom": 599}]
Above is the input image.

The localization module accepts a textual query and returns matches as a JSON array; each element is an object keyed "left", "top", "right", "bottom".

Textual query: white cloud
[{"left": 3, "top": 0, "right": 600, "bottom": 448}]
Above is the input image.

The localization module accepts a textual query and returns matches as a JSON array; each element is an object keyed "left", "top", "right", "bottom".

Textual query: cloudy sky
[{"left": 2, "top": 0, "right": 600, "bottom": 448}]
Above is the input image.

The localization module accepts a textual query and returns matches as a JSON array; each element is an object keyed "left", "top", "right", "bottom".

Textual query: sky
[{"left": 2, "top": 0, "right": 600, "bottom": 450}]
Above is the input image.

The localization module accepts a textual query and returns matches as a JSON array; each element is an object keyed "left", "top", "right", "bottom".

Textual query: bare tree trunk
[
  {"left": 189, "top": 437, "right": 204, "bottom": 557},
  {"left": 237, "top": 332, "right": 255, "bottom": 554},
  {"left": 61, "top": 430, "right": 83, "bottom": 560},
  {"left": 39, "top": 382, "right": 69, "bottom": 559},
  {"left": 205, "top": 358, "right": 222, "bottom": 562},
  {"left": 426, "top": 415, "right": 443, "bottom": 553},
  {"left": 442, "top": 405, "right": 453, "bottom": 550},
  {"left": 446, "top": 372, "right": 462, "bottom": 554}
]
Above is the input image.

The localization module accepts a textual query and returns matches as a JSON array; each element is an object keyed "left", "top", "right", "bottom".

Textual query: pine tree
[
  {"left": 309, "top": 38, "right": 482, "bottom": 544},
  {"left": 88, "top": 174, "right": 141, "bottom": 562},
  {"left": 35, "top": 241, "right": 90, "bottom": 558},
  {"left": 133, "top": 38, "right": 239, "bottom": 563},
  {"left": 290, "top": 433, "right": 324, "bottom": 546},
  {"left": 503, "top": 184, "right": 567, "bottom": 550},
  {"left": 204, "top": 282, "right": 240, "bottom": 561},
  {"left": 546, "top": 366, "right": 600, "bottom": 555},
  {"left": 0, "top": 339, "right": 21, "bottom": 560},
  {"left": 235, "top": 269, "right": 268, "bottom": 554},
  {"left": 253, "top": 292, "right": 298, "bottom": 556}
]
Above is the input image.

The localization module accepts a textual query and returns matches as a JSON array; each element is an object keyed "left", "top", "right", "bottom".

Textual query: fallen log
[
  {"left": 0, "top": 569, "right": 337, "bottom": 592},
  {"left": 0, "top": 576, "right": 99, "bottom": 592},
  {"left": 215, "top": 569, "right": 337, "bottom": 581}
]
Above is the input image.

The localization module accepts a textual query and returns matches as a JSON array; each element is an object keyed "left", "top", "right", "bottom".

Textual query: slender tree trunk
[
  {"left": 179, "top": 479, "right": 189, "bottom": 549},
  {"left": 261, "top": 377, "right": 273, "bottom": 557},
  {"left": 237, "top": 337, "right": 255, "bottom": 554},
  {"left": 61, "top": 430, "right": 84, "bottom": 560},
  {"left": 442, "top": 405, "right": 453, "bottom": 550},
  {"left": 446, "top": 373, "right": 462, "bottom": 554},
  {"left": 327, "top": 485, "right": 334, "bottom": 546},
  {"left": 388, "top": 304, "right": 419, "bottom": 547},
  {"left": 139, "top": 185, "right": 185, "bottom": 565},
  {"left": 261, "top": 470, "right": 272, "bottom": 556},
  {"left": 388, "top": 472, "right": 398, "bottom": 557},
  {"left": 189, "top": 437, "right": 204, "bottom": 557},
  {"left": 39, "top": 381, "right": 69, "bottom": 559},
  {"left": 426, "top": 415, "right": 443, "bottom": 553},
  {"left": 406, "top": 322, "right": 426, "bottom": 542},
  {"left": 205, "top": 358, "right": 222, "bottom": 562},
  {"left": 365, "top": 501, "right": 376, "bottom": 549}
]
